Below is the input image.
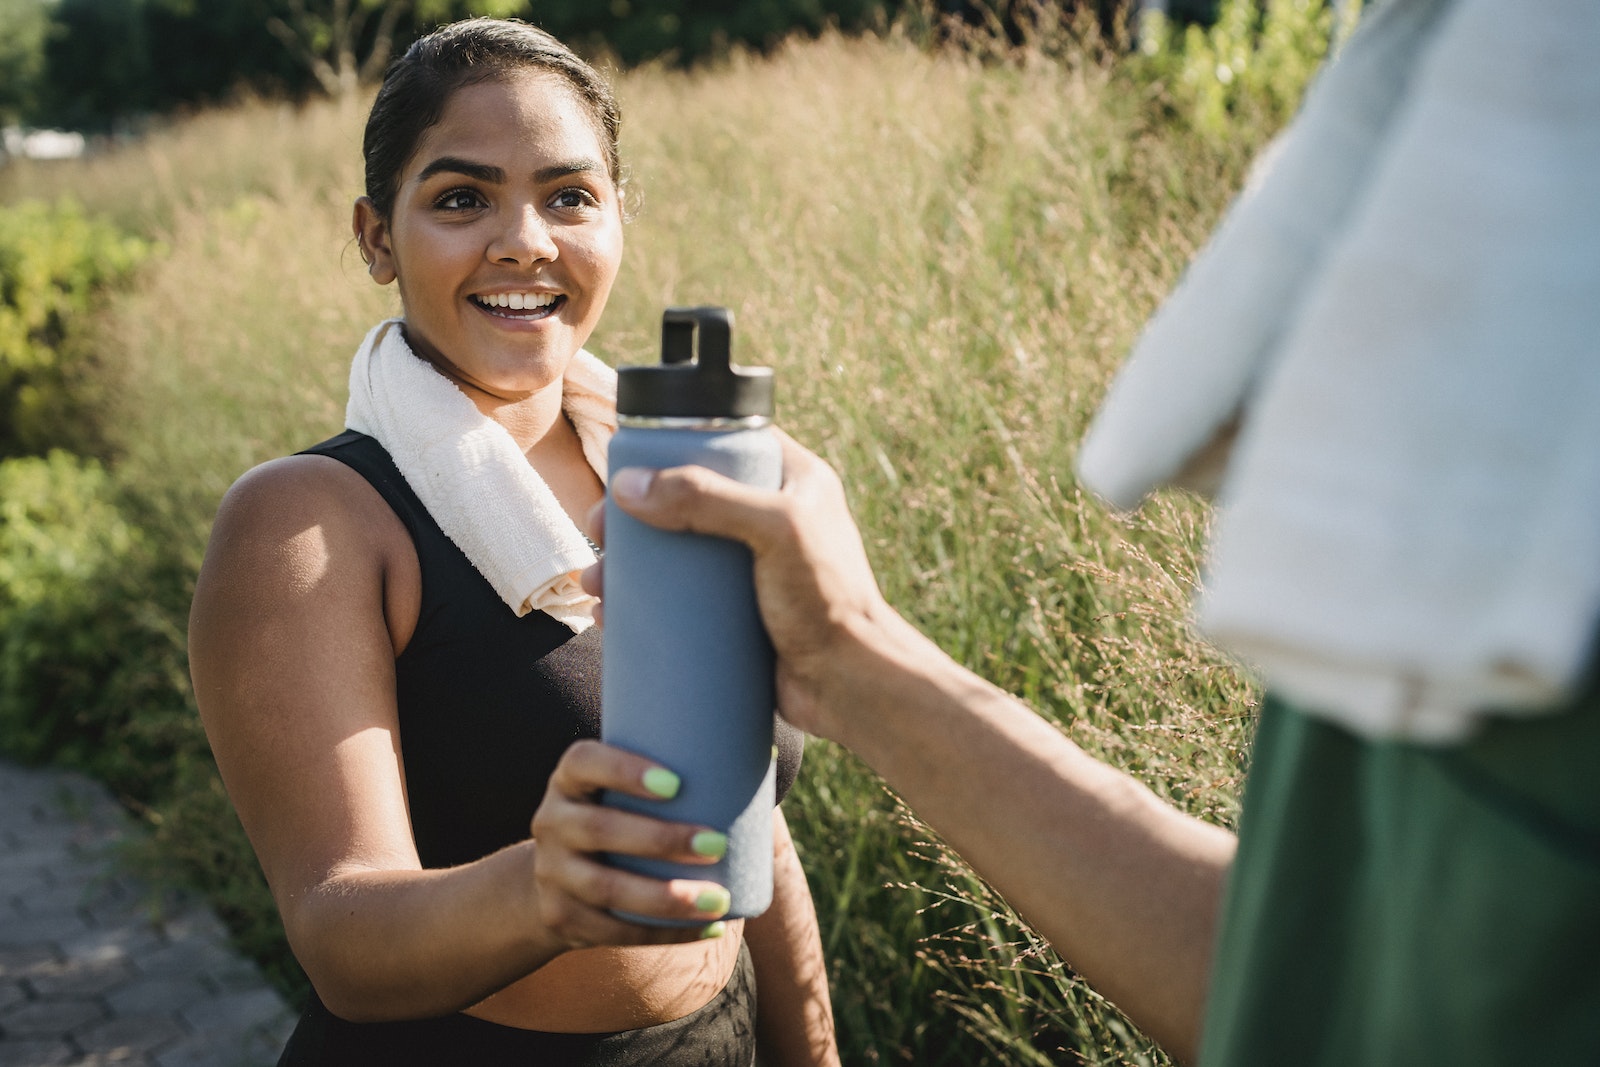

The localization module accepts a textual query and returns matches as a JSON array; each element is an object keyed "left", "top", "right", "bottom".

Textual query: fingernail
[
  {"left": 691, "top": 830, "right": 728, "bottom": 859},
  {"left": 700, "top": 921, "right": 727, "bottom": 940},
  {"left": 611, "top": 468, "right": 654, "bottom": 502},
  {"left": 695, "top": 886, "right": 731, "bottom": 916},
  {"left": 642, "top": 767, "right": 680, "bottom": 799}
]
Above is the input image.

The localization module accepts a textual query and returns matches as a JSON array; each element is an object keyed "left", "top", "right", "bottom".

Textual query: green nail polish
[
  {"left": 691, "top": 830, "right": 728, "bottom": 859},
  {"left": 770, "top": 745, "right": 779, "bottom": 760},
  {"left": 642, "top": 767, "right": 680, "bottom": 799},
  {"left": 699, "top": 921, "right": 727, "bottom": 940},
  {"left": 695, "top": 886, "right": 731, "bottom": 915}
]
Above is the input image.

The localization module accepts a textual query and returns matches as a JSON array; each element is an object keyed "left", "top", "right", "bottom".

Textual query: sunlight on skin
[{"left": 279, "top": 525, "right": 332, "bottom": 598}]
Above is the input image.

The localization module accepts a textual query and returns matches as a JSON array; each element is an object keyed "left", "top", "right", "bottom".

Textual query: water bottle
[{"left": 601, "top": 306, "right": 780, "bottom": 923}]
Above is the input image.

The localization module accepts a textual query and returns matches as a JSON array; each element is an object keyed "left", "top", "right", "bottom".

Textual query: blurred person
[
  {"left": 188, "top": 18, "right": 836, "bottom": 1067},
  {"left": 587, "top": 0, "right": 1600, "bottom": 1062}
]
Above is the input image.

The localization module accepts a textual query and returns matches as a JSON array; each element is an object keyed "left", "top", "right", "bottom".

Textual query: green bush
[
  {"left": 0, "top": 450, "right": 200, "bottom": 791},
  {"left": 1137, "top": 0, "right": 1362, "bottom": 139},
  {"left": 0, "top": 199, "right": 150, "bottom": 457}
]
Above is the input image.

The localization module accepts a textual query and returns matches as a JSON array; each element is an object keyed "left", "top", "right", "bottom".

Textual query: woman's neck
[
  {"left": 397, "top": 323, "right": 572, "bottom": 456},
  {"left": 474, "top": 384, "right": 568, "bottom": 457}
]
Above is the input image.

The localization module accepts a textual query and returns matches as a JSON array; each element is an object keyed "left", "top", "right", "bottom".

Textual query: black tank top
[
  {"left": 284, "top": 431, "right": 778, "bottom": 1064},
  {"left": 300, "top": 430, "right": 802, "bottom": 871}
]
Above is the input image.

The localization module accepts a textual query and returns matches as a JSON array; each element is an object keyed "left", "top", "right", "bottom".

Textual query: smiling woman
[
  {"left": 186, "top": 18, "right": 836, "bottom": 1067},
  {"left": 353, "top": 71, "right": 623, "bottom": 420}
]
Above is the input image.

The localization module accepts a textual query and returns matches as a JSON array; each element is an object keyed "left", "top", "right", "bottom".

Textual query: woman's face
[{"left": 356, "top": 71, "right": 623, "bottom": 401}]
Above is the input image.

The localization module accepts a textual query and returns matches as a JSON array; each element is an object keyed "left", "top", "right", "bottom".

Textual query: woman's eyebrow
[
  {"left": 532, "top": 159, "right": 607, "bottom": 183},
  {"left": 414, "top": 157, "right": 606, "bottom": 186},
  {"left": 415, "top": 156, "right": 504, "bottom": 184}
]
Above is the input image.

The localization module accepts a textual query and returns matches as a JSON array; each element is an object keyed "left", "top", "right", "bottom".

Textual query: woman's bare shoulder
[
  {"left": 218, "top": 451, "right": 375, "bottom": 515},
  {"left": 208, "top": 452, "right": 400, "bottom": 551},
  {"left": 196, "top": 451, "right": 414, "bottom": 615}
]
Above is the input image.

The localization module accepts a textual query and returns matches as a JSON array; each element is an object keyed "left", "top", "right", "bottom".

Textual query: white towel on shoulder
[
  {"left": 345, "top": 318, "right": 617, "bottom": 633},
  {"left": 1076, "top": 0, "right": 1600, "bottom": 742}
]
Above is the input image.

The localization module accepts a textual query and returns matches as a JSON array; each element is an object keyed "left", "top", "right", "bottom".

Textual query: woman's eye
[
  {"left": 435, "top": 189, "right": 484, "bottom": 211},
  {"left": 552, "top": 188, "right": 600, "bottom": 211}
]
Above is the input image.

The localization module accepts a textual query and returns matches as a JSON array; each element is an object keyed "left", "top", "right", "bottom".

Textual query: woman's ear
[{"left": 352, "top": 197, "right": 398, "bottom": 285}]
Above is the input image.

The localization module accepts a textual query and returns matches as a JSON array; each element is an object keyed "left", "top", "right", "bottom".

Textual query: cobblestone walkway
[{"left": 0, "top": 759, "right": 295, "bottom": 1066}]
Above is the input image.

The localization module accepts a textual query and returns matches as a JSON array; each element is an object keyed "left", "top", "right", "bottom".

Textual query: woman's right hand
[{"left": 528, "top": 739, "right": 734, "bottom": 948}]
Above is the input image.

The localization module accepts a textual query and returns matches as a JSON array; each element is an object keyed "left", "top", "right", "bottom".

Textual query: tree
[
  {"left": 266, "top": 0, "right": 526, "bottom": 99},
  {"left": 31, "top": 0, "right": 914, "bottom": 129},
  {"left": 0, "top": 0, "right": 54, "bottom": 127}
]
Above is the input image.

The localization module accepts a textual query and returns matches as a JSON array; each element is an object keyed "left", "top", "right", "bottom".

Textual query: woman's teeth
[{"left": 476, "top": 292, "right": 558, "bottom": 310}]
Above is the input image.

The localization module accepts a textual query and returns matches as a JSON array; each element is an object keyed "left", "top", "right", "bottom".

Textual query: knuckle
[
  {"left": 569, "top": 806, "right": 611, "bottom": 847},
  {"left": 559, "top": 738, "right": 604, "bottom": 770},
  {"left": 529, "top": 799, "right": 562, "bottom": 838},
  {"left": 656, "top": 466, "right": 705, "bottom": 508},
  {"left": 571, "top": 863, "right": 622, "bottom": 910},
  {"left": 547, "top": 739, "right": 612, "bottom": 798},
  {"left": 770, "top": 505, "right": 806, "bottom": 548}
]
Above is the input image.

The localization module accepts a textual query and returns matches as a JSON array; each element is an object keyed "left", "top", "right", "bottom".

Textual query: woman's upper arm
[{"left": 188, "top": 455, "right": 420, "bottom": 923}]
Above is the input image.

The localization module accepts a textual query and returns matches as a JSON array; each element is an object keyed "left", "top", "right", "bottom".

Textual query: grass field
[{"left": 0, "top": 6, "right": 1341, "bottom": 1061}]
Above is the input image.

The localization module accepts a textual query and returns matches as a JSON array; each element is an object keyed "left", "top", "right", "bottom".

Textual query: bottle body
[{"left": 601, "top": 418, "right": 782, "bottom": 922}]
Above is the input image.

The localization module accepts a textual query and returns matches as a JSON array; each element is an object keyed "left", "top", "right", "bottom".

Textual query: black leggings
[{"left": 276, "top": 941, "right": 757, "bottom": 1066}]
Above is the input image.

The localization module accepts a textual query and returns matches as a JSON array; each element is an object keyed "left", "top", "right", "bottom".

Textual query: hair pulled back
[{"left": 362, "top": 18, "right": 622, "bottom": 220}]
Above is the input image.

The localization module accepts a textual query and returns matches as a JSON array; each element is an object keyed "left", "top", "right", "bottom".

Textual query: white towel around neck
[
  {"left": 345, "top": 318, "right": 617, "bottom": 632},
  {"left": 1075, "top": 0, "right": 1600, "bottom": 743}
]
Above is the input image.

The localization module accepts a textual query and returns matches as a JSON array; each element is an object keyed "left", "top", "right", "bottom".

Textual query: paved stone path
[{"left": 0, "top": 759, "right": 295, "bottom": 1066}]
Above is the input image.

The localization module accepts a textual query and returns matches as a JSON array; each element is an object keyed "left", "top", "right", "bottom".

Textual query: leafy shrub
[
  {"left": 1137, "top": 0, "right": 1362, "bottom": 139},
  {"left": 0, "top": 450, "right": 200, "bottom": 791},
  {"left": 0, "top": 451, "right": 131, "bottom": 758},
  {"left": 0, "top": 198, "right": 150, "bottom": 457}
]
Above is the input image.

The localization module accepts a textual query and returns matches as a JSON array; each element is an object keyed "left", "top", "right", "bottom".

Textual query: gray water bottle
[{"left": 601, "top": 306, "right": 780, "bottom": 923}]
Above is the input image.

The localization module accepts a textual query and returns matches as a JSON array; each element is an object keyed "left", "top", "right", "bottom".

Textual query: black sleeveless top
[
  {"left": 300, "top": 429, "right": 802, "bottom": 869},
  {"left": 276, "top": 431, "right": 799, "bottom": 1065}
]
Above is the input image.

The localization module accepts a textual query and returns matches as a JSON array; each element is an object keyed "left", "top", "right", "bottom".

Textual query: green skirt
[{"left": 1200, "top": 677, "right": 1600, "bottom": 1065}]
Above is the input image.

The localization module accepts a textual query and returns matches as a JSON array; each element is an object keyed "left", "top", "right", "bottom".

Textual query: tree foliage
[
  {"left": 0, "top": 1, "right": 1223, "bottom": 131},
  {"left": 0, "top": 200, "right": 149, "bottom": 458},
  {"left": 24, "top": 0, "right": 909, "bottom": 130},
  {"left": 522, "top": 0, "right": 894, "bottom": 67},
  {"left": 33, "top": 0, "right": 533, "bottom": 129},
  {"left": 38, "top": 0, "right": 297, "bottom": 130},
  {"left": 266, "top": 0, "right": 524, "bottom": 99},
  {"left": 0, "top": 0, "right": 52, "bottom": 127}
]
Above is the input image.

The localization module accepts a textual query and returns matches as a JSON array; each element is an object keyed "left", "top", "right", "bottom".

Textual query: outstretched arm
[{"left": 588, "top": 433, "right": 1236, "bottom": 1063}]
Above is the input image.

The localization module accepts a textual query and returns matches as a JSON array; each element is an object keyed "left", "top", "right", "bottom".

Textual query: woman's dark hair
[{"left": 362, "top": 18, "right": 622, "bottom": 219}]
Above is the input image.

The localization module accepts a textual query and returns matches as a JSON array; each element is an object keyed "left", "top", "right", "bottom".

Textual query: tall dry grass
[{"left": 2, "top": 15, "right": 1295, "bottom": 1063}]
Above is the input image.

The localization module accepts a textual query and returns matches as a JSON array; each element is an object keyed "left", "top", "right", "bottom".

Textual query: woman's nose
[{"left": 489, "top": 205, "right": 558, "bottom": 265}]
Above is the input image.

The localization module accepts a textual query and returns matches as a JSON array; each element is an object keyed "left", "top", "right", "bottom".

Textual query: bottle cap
[{"left": 616, "top": 307, "right": 774, "bottom": 419}]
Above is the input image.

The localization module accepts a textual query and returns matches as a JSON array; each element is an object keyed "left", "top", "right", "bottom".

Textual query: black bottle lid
[{"left": 616, "top": 307, "right": 774, "bottom": 419}]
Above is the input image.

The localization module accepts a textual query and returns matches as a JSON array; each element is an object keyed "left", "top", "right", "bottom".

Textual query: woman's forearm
[
  {"left": 285, "top": 842, "right": 556, "bottom": 1021},
  {"left": 274, "top": 738, "right": 740, "bottom": 1023},
  {"left": 743, "top": 809, "right": 840, "bottom": 1067}
]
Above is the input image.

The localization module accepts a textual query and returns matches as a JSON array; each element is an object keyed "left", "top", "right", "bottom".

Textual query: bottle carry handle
[
  {"left": 618, "top": 305, "right": 771, "bottom": 419},
  {"left": 662, "top": 306, "right": 733, "bottom": 371}
]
